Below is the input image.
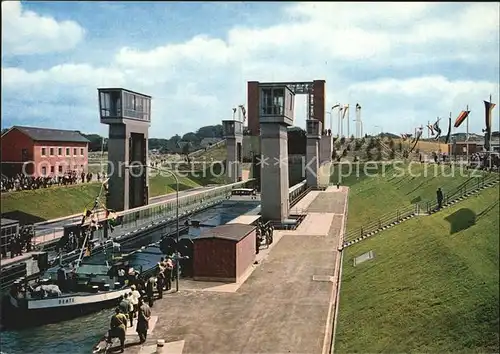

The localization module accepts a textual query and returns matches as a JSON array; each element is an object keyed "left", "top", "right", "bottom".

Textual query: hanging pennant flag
[
  {"left": 454, "top": 110, "right": 470, "bottom": 128},
  {"left": 445, "top": 116, "right": 452, "bottom": 144},
  {"left": 239, "top": 105, "right": 247, "bottom": 122},
  {"left": 427, "top": 124, "right": 435, "bottom": 136},
  {"left": 483, "top": 100, "right": 496, "bottom": 151},
  {"left": 433, "top": 118, "right": 442, "bottom": 140},
  {"left": 342, "top": 104, "right": 349, "bottom": 120},
  {"left": 409, "top": 128, "right": 423, "bottom": 153}
]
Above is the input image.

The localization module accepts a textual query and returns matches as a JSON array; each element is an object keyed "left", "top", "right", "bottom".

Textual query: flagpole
[
  {"left": 449, "top": 112, "right": 454, "bottom": 162},
  {"left": 347, "top": 105, "right": 350, "bottom": 138},
  {"left": 466, "top": 104, "right": 469, "bottom": 165},
  {"left": 337, "top": 104, "right": 341, "bottom": 138},
  {"left": 339, "top": 106, "right": 343, "bottom": 138},
  {"left": 489, "top": 94, "right": 492, "bottom": 170}
]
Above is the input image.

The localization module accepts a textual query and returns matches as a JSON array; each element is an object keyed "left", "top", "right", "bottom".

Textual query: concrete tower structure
[
  {"left": 98, "top": 88, "right": 151, "bottom": 212},
  {"left": 306, "top": 119, "right": 322, "bottom": 188},
  {"left": 259, "top": 84, "right": 295, "bottom": 222},
  {"left": 222, "top": 119, "right": 243, "bottom": 183},
  {"left": 247, "top": 80, "right": 325, "bottom": 136},
  {"left": 319, "top": 132, "right": 332, "bottom": 165}
]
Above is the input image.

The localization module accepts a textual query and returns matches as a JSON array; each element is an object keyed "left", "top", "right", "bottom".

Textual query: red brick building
[
  {"left": 1, "top": 126, "right": 90, "bottom": 177},
  {"left": 448, "top": 139, "right": 500, "bottom": 155},
  {"left": 193, "top": 224, "right": 256, "bottom": 282}
]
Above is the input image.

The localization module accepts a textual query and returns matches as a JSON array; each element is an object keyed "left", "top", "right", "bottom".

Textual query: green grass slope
[
  {"left": 335, "top": 185, "right": 499, "bottom": 353},
  {"left": 192, "top": 145, "right": 227, "bottom": 162},
  {"left": 330, "top": 162, "right": 488, "bottom": 232}
]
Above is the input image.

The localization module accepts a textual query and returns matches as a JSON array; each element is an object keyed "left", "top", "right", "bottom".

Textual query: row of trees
[{"left": 82, "top": 124, "right": 225, "bottom": 153}]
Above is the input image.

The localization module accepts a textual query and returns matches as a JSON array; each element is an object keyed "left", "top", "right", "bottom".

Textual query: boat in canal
[
  {"left": 4, "top": 228, "right": 133, "bottom": 327},
  {"left": 2, "top": 186, "right": 153, "bottom": 328}
]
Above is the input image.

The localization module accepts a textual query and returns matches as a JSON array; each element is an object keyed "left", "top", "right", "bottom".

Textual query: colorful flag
[
  {"left": 454, "top": 110, "right": 470, "bottom": 128},
  {"left": 427, "top": 124, "right": 435, "bottom": 136},
  {"left": 445, "top": 117, "right": 452, "bottom": 144},
  {"left": 484, "top": 100, "right": 496, "bottom": 151},
  {"left": 433, "top": 118, "right": 442, "bottom": 140},
  {"left": 410, "top": 128, "right": 423, "bottom": 153},
  {"left": 341, "top": 104, "right": 349, "bottom": 120},
  {"left": 484, "top": 100, "right": 496, "bottom": 134},
  {"left": 239, "top": 105, "right": 247, "bottom": 122}
]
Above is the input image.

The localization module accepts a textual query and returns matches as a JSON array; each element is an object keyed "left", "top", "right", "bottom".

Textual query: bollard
[{"left": 156, "top": 339, "right": 165, "bottom": 353}]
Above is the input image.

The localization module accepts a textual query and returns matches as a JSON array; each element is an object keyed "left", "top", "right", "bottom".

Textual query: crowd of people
[
  {"left": 0, "top": 171, "right": 108, "bottom": 193},
  {"left": 107, "top": 257, "right": 177, "bottom": 352},
  {"left": 469, "top": 152, "right": 500, "bottom": 169},
  {"left": 0, "top": 226, "right": 34, "bottom": 259},
  {"left": 422, "top": 151, "right": 500, "bottom": 170}
]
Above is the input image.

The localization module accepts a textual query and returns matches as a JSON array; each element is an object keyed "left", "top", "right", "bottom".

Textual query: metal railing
[
  {"left": 344, "top": 204, "right": 418, "bottom": 242},
  {"left": 423, "top": 174, "right": 499, "bottom": 214},
  {"left": 32, "top": 179, "right": 255, "bottom": 246},
  {"left": 343, "top": 174, "right": 499, "bottom": 244},
  {"left": 289, "top": 179, "right": 307, "bottom": 204},
  {"left": 188, "top": 139, "right": 226, "bottom": 158}
]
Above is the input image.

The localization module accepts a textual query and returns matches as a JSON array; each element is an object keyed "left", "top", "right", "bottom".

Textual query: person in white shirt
[{"left": 129, "top": 285, "right": 141, "bottom": 318}]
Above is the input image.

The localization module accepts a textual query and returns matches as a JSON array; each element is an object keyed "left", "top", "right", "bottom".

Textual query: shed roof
[
  {"left": 7, "top": 126, "right": 90, "bottom": 143},
  {"left": 196, "top": 223, "right": 256, "bottom": 242},
  {"left": 1, "top": 218, "right": 19, "bottom": 227}
]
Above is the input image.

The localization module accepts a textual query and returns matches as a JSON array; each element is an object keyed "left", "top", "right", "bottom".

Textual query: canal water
[{"left": 0, "top": 200, "right": 259, "bottom": 354}]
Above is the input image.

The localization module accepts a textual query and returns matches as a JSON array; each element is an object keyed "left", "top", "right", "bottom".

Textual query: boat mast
[{"left": 74, "top": 178, "right": 110, "bottom": 270}]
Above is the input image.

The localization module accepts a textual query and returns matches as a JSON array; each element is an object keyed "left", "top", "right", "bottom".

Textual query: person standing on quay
[
  {"left": 156, "top": 270, "right": 165, "bottom": 299},
  {"left": 164, "top": 258, "right": 173, "bottom": 291},
  {"left": 130, "top": 285, "right": 141, "bottom": 318},
  {"left": 108, "top": 308, "right": 128, "bottom": 353},
  {"left": 136, "top": 297, "right": 151, "bottom": 344}
]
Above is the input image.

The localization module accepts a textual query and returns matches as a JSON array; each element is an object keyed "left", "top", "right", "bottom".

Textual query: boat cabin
[{"left": 231, "top": 188, "right": 256, "bottom": 196}]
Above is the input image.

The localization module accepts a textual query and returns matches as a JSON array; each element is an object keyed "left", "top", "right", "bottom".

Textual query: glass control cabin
[
  {"left": 306, "top": 119, "right": 322, "bottom": 138},
  {"left": 222, "top": 120, "right": 243, "bottom": 138},
  {"left": 98, "top": 88, "right": 151, "bottom": 124},
  {"left": 259, "top": 84, "right": 295, "bottom": 126}
]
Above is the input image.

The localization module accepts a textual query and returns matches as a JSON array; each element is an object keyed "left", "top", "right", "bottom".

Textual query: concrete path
[
  {"left": 290, "top": 190, "right": 321, "bottom": 214},
  {"left": 119, "top": 188, "right": 349, "bottom": 354},
  {"left": 292, "top": 213, "right": 335, "bottom": 236},
  {"left": 318, "top": 162, "right": 332, "bottom": 187}
]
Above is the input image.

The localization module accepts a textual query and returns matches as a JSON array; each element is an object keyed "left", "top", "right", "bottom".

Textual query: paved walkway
[
  {"left": 290, "top": 190, "right": 321, "bottom": 214},
  {"left": 117, "top": 188, "right": 348, "bottom": 354}
]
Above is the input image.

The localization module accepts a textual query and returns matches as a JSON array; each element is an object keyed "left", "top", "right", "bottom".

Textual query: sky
[{"left": 1, "top": 1, "right": 499, "bottom": 138}]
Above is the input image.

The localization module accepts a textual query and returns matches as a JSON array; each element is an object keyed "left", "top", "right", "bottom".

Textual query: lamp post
[{"left": 125, "top": 163, "right": 180, "bottom": 292}]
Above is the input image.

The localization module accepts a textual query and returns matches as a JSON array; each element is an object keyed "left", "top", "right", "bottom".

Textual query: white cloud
[
  {"left": 1, "top": 1, "right": 85, "bottom": 56},
  {"left": 1, "top": 2, "right": 499, "bottom": 137}
]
